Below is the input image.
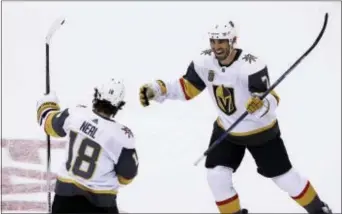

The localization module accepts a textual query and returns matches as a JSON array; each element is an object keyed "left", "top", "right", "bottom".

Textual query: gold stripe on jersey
[
  {"left": 118, "top": 175, "right": 134, "bottom": 185},
  {"left": 292, "top": 181, "right": 317, "bottom": 206},
  {"left": 57, "top": 177, "right": 118, "bottom": 195},
  {"left": 179, "top": 78, "right": 202, "bottom": 100},
  {"left": 216, "top": 194, "right": 241, "bottom": 214},
  {"left": 44, "top": 111, "right": 62, "bottom": 137},
  {"left": 270, "top": 90, "right": 280, "bottom": 105},
  {"left": 37, "top": 102, "right": 60, "bottom": 122},
  {"left": 217, "top": 118, "right": 277, "bottom": 136},
  {"left": 156, "top": 80, "right": 167, "bottom": 95}
]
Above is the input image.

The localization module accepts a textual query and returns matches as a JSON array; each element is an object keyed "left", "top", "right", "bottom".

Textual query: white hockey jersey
[
  {"left": 155, "top": 49, "right": 280, "bottom": 144},
  {"left": 42, "top": 105, "right": 138, "bottom": 207}
]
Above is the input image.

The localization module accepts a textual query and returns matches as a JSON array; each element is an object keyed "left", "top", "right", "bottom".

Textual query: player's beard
[{"left": 214, "top": 48, "right": 230, "bottom": 61}]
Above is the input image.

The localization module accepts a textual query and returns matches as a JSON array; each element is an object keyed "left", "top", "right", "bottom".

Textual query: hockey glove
[
  {"left": 139, "top": 85, "right": 155, "bottom": 107},
  {"left": 36, "top": 91, "right": 60, "bottom": 125},
  {"left": 245, "top": 94, "right": 270, "bottom": 117},
  {"left": 139, "top": 80, "right": 167, "bottom": 107}
]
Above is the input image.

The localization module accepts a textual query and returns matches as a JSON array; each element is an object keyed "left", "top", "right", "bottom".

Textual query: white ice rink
[{"left": 2, "top": 1, "right": 341, "bottom": 213}]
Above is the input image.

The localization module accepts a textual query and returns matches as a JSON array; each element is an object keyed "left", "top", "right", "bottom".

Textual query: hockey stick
[
  {"left": 194, "top": 13, "right": 329, "bottom": 166},
  {"left": 45, "top": 17, "right": 65, "bottom": 213}
]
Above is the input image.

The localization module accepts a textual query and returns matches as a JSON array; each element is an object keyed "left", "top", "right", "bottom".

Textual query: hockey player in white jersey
[
  {"left": 37, "top": 79, "right": 138, "bottom": 213},
  {"left": 139, "top": 21, "right": 332, "bottom": 214}
]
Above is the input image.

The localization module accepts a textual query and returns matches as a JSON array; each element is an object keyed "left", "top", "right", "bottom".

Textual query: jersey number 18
[{"left": 65, "top": 131, "right": 102, "bottom": 179}]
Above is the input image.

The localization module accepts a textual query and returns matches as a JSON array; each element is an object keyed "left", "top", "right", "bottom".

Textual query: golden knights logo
[
  {"left": 213, "top": 85, "right": 237, "bottom": 116},
  {"left": 242, "top": 54, "right": 257, "bottom": 64}
]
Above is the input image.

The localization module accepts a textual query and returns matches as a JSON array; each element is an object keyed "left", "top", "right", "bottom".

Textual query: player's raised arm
[
  {"left": 139, "top": 59, "right": 206, "bottom": 107},
  {"left": 36, "top": 92, "right": 69, "bottom": 138}
]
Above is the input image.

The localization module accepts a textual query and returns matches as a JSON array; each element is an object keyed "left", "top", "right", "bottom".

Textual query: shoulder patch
[
  {"left": 242, "top": 53, "right": 257, "bottom": 64},
  {"left": 121, "top": 126, "right": 134, "bottom": 138},
  {"left": 201, "top": 48, "right": 212, "bottom": 56}
]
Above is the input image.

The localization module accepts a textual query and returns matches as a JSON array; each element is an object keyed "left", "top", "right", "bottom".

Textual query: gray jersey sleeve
[
  {"left": 115, "top": 147, "right": 138, "bottom": 184},
  {"left": 43, "top": 108, "right": 70, "bottom": 137},
  {"left": 247, "top": 66, "right": 270, "bottom": 93},
  {"left": 106, "top": 124, "right": 138, "bottom": 185}
]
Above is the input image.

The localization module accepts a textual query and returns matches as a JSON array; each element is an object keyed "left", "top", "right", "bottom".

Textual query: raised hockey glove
[
  {"left": 36, "top": 91, "right": 60, "bottom": 125},
  {"left": 245, "top": 94, "right": 270, "bottom": 117},
  {"left": 139, "top": 85, "right": 155, "bottom": 107},
  {"left": 139, "top": 80, "right": 167, "bottom": 107}
]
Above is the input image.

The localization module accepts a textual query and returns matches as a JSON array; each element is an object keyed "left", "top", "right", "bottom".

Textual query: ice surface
[{"left": 2, "top": 1, "right": 341, "bottom": 213}]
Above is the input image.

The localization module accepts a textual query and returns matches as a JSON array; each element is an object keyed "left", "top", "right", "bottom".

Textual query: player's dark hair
[{"left": 92, "top": 88, "right": 125, "bottom": 117}]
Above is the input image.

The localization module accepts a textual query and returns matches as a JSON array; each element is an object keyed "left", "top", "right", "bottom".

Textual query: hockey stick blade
[
  {"left": 46, "top": 17, "right": 66, "bottom": 44},
  {"left": 193, "top": 13, "right": 329, "bottom": 166}
]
